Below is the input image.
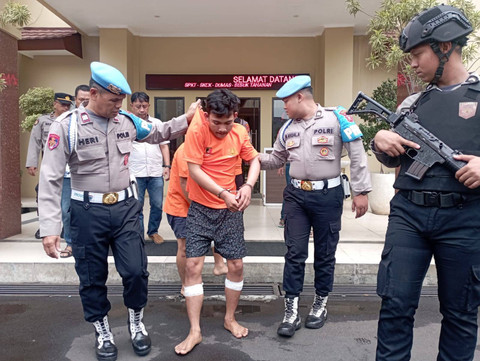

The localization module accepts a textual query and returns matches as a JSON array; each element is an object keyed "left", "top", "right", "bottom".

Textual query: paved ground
[{"left": 2, "top": 288, "right": 479, "bottom": 361}]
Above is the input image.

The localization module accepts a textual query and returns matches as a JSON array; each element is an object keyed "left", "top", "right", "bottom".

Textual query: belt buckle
[
  {"left": 301, "top": 180, "right": 313, "bottom": 191},
  {"left": 102, "top": 192, "right": 119, "bottom": 204},
  {"left": 424, "top": 192, "right": 439, "bottom": 207}
]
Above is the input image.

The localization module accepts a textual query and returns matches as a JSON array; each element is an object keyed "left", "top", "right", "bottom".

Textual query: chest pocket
[
  {"left": 312, "top": 134, "right": 335, "bottom": 160},
  {"left": 285, "top": 137, "right": 301, "bottom": 161},
  {"left": 116, "top": 141, "right": 132, "bottom": 171},
  {"left": 76, "top": 145, "right": 105, "bottom": 174}
]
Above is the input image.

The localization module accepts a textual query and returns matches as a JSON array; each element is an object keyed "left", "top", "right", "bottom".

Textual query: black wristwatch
[{"left": 163, "top": 165, "right": 171, "bottom": 168}]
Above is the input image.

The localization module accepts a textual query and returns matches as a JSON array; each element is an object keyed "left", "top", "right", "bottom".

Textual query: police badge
[{"left": 459, "top": 102, "right": 477, "bottom": 120}]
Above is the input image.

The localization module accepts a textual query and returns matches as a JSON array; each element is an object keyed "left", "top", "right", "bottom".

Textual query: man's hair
[
  {"left": 75, "top": 84, "right": 90, "bottom": 97},
  {"left": 89, "top": 78, "right": 106, "bottom": 93},
  {"left": 131, "top": 91, "right": 150, "bottom": 103},
  {"left": 300, "top": 87, "right": 314, "bottom": 98},
  {"left": 205, "top": 89, "right": 240, "bottom": 116}
]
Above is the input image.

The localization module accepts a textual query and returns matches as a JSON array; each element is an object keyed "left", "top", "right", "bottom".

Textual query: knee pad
[
  {"left": 183, "top": 283, "right": 204, "bottom": 297},
  {"left": 225, "top": 278, "right": 244, "bottom": 291}
]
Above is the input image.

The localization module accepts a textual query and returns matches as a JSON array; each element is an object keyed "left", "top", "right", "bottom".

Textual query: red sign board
[{"left": 145, "top": 74, "right": 308, "bottom": 91}]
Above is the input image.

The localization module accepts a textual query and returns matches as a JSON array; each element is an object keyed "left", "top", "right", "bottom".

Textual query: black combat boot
[
  {"left": 128, "top": 308, "right": 151, "bottom": 356},
  {"left": 92, "top": 315, "right": 117, "bottom": 361},
  {"left": 305, "top": 294, "right": 328, "bottom": 329},
  {"left": 277, "top": 296, "right": 301, "bottom": 337}
]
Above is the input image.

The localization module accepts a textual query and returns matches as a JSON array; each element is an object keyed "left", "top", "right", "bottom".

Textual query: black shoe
[
  {"left": 277, "top": 297, "right": 301, "bottom": 337},
  {"left": 35, "top": 229, "right": 41, "bottom": 239},
  {"left": 95, "top": 335, "right": 117, "bottom": 361},
  {"left": 93, "top": 316, "right": 117, "bottom": 361},
  {"left": 277, "top": 315, "right": 301, "bottom": 337},
  {"left": 128, "top": 308, "right": 151, "bottom": 356},
  {"left": 305, "top": 294, "right": 328, "bottom": 329}
]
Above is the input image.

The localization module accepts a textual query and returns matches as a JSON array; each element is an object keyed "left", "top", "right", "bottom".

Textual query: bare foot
[
  {"left": 213, "top": 263, "right": 228, "bottom": 276},
  {"left": 175, "top": 330, "right": 202, "bottom": 355},
  {"left": 224, "top": 319, "right": 249, "bottom": 338}
]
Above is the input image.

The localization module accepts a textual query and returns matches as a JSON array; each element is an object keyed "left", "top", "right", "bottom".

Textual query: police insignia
[
  {"left": 459, "top": 102, "right": 477, "bottom": 119},
  {"left": 320, "top": 147, "right": 329, "bottom": 156},
  {"left": 287, "top": 140, "right": 295, "bottom": 147},
  {"left": 317, "top": 136, "right": 328, "bottom": 144},
  {"left": 81, "top": 112, "right": 90, "bottom": 123},
  {"left": 48, "top": 134, "right": 60, "bottom": 150},
  {"left": 107, "top": 84, "right": 122, "bottom": 95}
]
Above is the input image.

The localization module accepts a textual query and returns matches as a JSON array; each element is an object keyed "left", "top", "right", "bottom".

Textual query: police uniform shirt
[
  {"left": 260, "top": 104, "right": 371, "bottom": 196},
  {"left": 38, "top": 104, "right": 188, "bottom": 237},
  {"left": 25, "top": 113, "right": 55, "bottom": 168}
]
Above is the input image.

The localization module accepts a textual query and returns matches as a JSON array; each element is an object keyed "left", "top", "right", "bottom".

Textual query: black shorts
[
  {"left": 186, "top": 201, "right": 246, "bottom": 260},
  {"left": 166, "top": 214, "right": 187, "bottom": 239}
]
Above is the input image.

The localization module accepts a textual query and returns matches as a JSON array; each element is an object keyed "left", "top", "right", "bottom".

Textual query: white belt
[
  {"left": 291, "top": 176, "right": 341, "bottom": 191},
  {"left": 71, "top": 186, "right": 134, "bottom": 204}
]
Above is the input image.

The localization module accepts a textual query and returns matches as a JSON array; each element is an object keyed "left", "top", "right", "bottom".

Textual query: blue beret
[
  {"left": 276, "top": 75, "right": 311, "bottom": 98},
  {"left": 90, "top": 61, "right": 132, "bottom": 95}
]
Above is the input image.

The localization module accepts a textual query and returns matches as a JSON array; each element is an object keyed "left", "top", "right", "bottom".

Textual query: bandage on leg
[
  {"left": 225, "top": 278, "right": 244, "bottom": 291},
  {"left": 183, "top": 283, "right": 204, "bottom": 297}
]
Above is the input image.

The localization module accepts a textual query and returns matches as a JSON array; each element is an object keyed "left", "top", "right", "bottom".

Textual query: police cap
[
  {"left": 54, "top": 92, "right": 73, "bottom": 105},
  {"left": 90, "top": 61, "right": 132, "bottom": 95},
  {"left": 399, "top": 5, "right": 472, "bottom": 53},
  {"left": 276, "top": 75, "right": 311, "bottom": 99}
]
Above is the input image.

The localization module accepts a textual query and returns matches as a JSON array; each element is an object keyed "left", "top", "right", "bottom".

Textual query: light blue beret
[
  {"left": 276, "top": 75, "right": 311, "bottom": 98},
  {"left": 90, "top": 61, "right": 132, "bottom": 95}
]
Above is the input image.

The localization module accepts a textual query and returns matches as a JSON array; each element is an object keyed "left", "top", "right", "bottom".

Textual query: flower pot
[{"left": 369, "top": 173, "right": 395, "bottom": 215}]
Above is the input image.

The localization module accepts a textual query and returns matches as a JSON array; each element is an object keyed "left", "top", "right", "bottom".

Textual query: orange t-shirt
[
  {"left": 163, "top": 143, "right": 190, "bottom": 217},
  {"left": 183, "top": 110, "right": 258, "bottom": 209}
]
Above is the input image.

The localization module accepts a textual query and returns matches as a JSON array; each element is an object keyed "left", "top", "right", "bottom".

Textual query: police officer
[
  {"left": 260, "top": 75, "right": 371, "bottom": 337},
  {"left": 38, "top": 61, "right": 199, "bottom": 361},
  {"left": 26, "top": 92, "right": 73, "bottom": 239},
  {"left": 372, "top": 5, "right": 480, "bottom": 361}
]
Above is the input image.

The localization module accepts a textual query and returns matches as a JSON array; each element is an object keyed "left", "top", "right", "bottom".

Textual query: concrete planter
[{"left": 369, "top": 173, "right": 395, "bottom": 215}]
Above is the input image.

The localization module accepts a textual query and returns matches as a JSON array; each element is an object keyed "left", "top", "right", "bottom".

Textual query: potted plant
[
  {"left": 356, "top": 79, "right": 396, "bottom": 214},
  {"left": 0, "top": 1, "right": 31, "bottom": 27}
]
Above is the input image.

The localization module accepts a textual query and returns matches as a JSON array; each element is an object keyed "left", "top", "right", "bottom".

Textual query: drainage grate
[{"left": 0, "top": 283, "right": 280, "bottom": 297}]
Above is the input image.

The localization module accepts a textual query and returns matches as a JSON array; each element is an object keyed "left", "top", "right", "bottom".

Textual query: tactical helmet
[{"left": 399, "top": 5, "right": 472, "bottom": 53}]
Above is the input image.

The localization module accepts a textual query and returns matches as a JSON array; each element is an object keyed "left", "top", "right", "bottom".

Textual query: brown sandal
[{"left": 60, "top": 245, "right": 72, "bottom": 258}]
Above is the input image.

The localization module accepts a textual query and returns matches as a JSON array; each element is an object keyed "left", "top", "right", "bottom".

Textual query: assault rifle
[{"left": 346, "top": 92, "right": 467, "bottom": 180}]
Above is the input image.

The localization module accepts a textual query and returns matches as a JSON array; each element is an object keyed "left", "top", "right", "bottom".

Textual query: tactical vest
[{"left": 394, "top": 81, "right": 480, "bottom": 194}]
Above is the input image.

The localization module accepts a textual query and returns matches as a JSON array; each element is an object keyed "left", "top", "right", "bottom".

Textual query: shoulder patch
[
  {"left": 47, "top": 134, "right": 60, "bottom": 150},
  {"left": 119, "top": 109, "right": 152, "bottom": 140},
  {"left": 332, "top": 106, "right": 362, "bottom": 142}
]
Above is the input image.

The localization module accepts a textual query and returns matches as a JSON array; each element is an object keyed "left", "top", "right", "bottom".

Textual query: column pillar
[{"left": 0, "top": 29, "right": 21, "bottom": 238}]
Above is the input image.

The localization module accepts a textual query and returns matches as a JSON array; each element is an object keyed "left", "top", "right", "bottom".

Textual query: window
[
  {"left": 272, "top": 98, "right": 289, "bottom": 145},
  {"left": 154, "top": 97, "right": 185, "bottom": 155}
]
